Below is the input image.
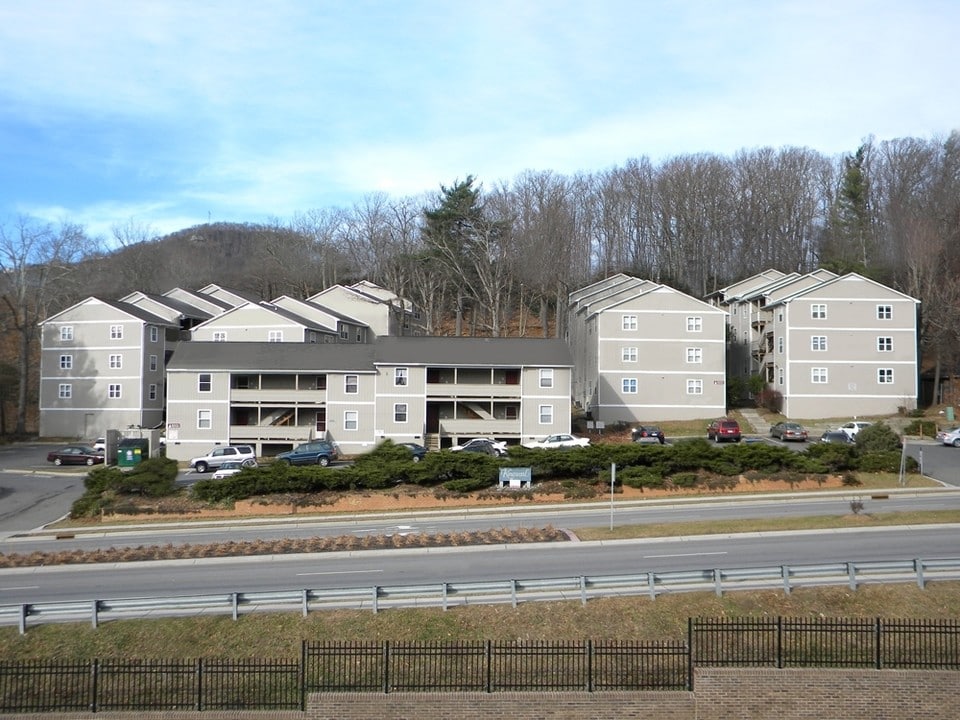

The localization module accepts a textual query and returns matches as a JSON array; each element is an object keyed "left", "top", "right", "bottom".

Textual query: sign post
[{"left": 609, "top": 462, "right": 616, "bottom": 531}]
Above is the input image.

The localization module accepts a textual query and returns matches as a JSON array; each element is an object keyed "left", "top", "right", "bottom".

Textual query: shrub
[
  {"left": 667, "top": 471, "right": 699, "bottom": 488},
  {"left": 70, "top": 457, "right": 180, "bottom": 517},
  {"left": 855, "top": 422, "right": 902, "bottom": 452},
  {"left": 903, "top": 418, "right": 938, "bottom": 437},
  {"left": 619, "top": 466, "right": 665, "bottom": 490}
]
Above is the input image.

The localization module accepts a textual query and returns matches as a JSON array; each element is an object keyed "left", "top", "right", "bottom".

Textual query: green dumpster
[
  {"left": 947, "top": 407, "right": 955, "bottom": 423},
  {"left": 117, "top": 438, "right": 149, "bottom": 467}
]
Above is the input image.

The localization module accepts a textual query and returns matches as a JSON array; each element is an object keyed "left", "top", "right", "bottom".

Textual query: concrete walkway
[{"left": 738, "top": 408, "right": 770, "bottom": 435}]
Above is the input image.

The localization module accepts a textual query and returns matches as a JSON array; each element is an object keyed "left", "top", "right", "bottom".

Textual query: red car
[
  {"left": 47, "top": 445, "right": 105, "bottom": 466},
  {"left": 707, "top": 419, "right": 742, "bottom": 443}
]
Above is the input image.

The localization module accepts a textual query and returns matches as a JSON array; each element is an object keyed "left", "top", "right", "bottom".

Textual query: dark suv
[
  {"left": 274, "top": 440, "right": 339, "bottom": 466},
  {"left": 707, "top": 418, "right": 742, "bottom": 443}
]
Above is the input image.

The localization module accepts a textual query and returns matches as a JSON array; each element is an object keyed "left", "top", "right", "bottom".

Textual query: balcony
[
  {"left": 231, "top": 389, "right": 326, "bottom": 403},
  {"left": 426, "top": 382, "right": 521, "bottom": 398},
  {"left": 229, "top": 425, "right": 315, "bottom": 443},
  {"left": 437, "top": 418, "right": 521, "bottom": 436}
]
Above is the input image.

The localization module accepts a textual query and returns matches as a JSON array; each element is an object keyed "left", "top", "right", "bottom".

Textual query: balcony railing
[
  {"left": 426, "top": 382, "right": 521, "bottom": 398},
  {"left": 230, "top": 389, "right": 327, "bottom": 403},
  {"left": 436, "top": 419, "right": 521, "bottom": 436},
  {"left": 229, "top": 425, "right": 315, "bottom": 442}
]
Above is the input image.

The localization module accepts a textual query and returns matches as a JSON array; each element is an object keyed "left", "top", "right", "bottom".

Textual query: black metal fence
[{"left": 2, "top": 618, "right": 958, "bottom": 713}]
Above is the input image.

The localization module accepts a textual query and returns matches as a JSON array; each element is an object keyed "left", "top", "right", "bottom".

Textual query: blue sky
[{"left": 2, "top": 1, "right": 957, "bottom": 242}]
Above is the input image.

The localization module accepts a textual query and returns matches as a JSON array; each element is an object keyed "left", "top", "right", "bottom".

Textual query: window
[
  {"left": 197, "top": 409, "right": 212, "bottom": 429},
  {"left": 59, "top": 354, "right": 73, "bottom": 370},
  {"left": 58, "top": 383, "right": 71, "bottom": 399},
  {"left": 212, "top": 331, "right": 227, "bottom": 342},
  {"left": 622, "top": 378, "right": 637, "bottom": 394},
  {"left": 356, "top": 329, "right": 363, "bottom": 342},
  {"left": 622, "top": 315, "right": 638, "bottom": 331},
  {"left": 505, "top": 406, "right": 518, "bottom": 420},
  {"left": 108, "top": 383, "right": 121, "bottom": 398},
  {"left": 539, "top": 368, "right": 554, "bottom": 388},
  {"left": 877, "top": 337, "right": 893, "bottom": 352},
  {"left": 394, "top": 367, "right": 408, "bottom": 386},
  {"left": 686, "top": 347, "right": 702, "bottom": 364},
  {"left": 539, "top": 404, "right": 553, "bottom": 424},
  {"left": 877, "top": 304, "right": 892, "bottom": 320},
  {"left": 149, "top": 354, "right": 158, "bottom": 371},
  {"left": 686, "top": 316, "right": 702, "bottom": 332},
  {"left": 110, "top": 325, "right": 123, "bottom": 339},
  {"left": 778, "top": 368, "right": 784, "bottom": 386},
  {"left": 394, "top": 403, "right": 408, "bottom": 423},
  {"left": 198, "top": 373, "right": 212, "bottom": 392},
  {"left": 109, "top": 354, "right": 122, "bottom": 369},
  {"left": 778, "top": 336, "right": 784, "bottom": 353},
  {"left": 778, "top": 312, "right": 784, "bottom": 322},
  {"left": 148, "top": 384, "right": 157, "bottom": 400},
  {"left": 344, "top": 410, "right": 358, "bottom": 431},
  {"left": 268, "top": 330, "right": 283, "bottom": 342},
  {"left": 811, "top": 304, "right": 827, "bottom": 319},
  {"left": 878, "top": 368, "right": 894, "bottom": 384},
  {"left": 59, "top": 326, "right": 74, "bottom": 341},
  {"left": 812, "top": 368, "right": 828, "bottom": 384},
  {"left": 339, "top": 326, "right": 348, "bottom": 339},
  {"left": 622, "top": 347, "right": 638, "bottom": 362},
  {"left": 811, "top": 336, "right": 827, "bottom": 351},
  {"left": 686, "top": 379, "right": 703, "bottom": 395},
  {"left": 149, "top": 326, "right": 159, "bottom": 342},
  {"left": 344, "top": 375, "right": 358, "bottom": 394}
]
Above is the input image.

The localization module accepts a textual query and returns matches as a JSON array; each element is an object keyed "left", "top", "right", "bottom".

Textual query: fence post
[
  {"left": 196, "top": 658, "right": 203, "bottom": 711},
  {"left": 372, "top": 586, "right": 379, "bottom": 614},
  {"left": 776, "top": 617, "right": 783, "bottom": 669},
  {"left": 915, "top": 558, "right": 926, "bottom": 589},
  {"left": 713, "top": 568, "right": 723, "bottom": 597},
  {"left": 442, "top": 582, "right": 448, "bottom": 611},
  {"left": 302, "top": 589, "right": 309, "bottom": 617},
  {"left": 586, "top": 639, "right": 593, "bottom": 692},
  {"left": 579, "top": 576, "right": 587, "bottom": 606},
  {"left": 847, "top": 562, "right": 857, "bottom": 590},
  {"left": 781, "top": 565, "right": 791, "bottom": 595},
  {"left": 648, "top": 573, "right": 656, "bottom": 600},
  {"left": 511, "top": 579, "right": 518, "bottom": 608},
  {"left": 486, "top": 640, "right": 492, "bottom": 693},
  {"left": 382, "top": 641, "right": 390, "bottom": 694},
  {"left": 91, "top": 599, "right": 99, "bottom": 629},
  {"left": 231, "top": 592, "right": 239, "bottom": 621},
  {"left": 18, "top": 604, "right": 27, "bottom": 635},
  {"left": 300, "top": 639, "right": 308, "bottom": 712},
  {"left": 89, "top": 659, "right": 98, "bottom": 713},
  {"left": 687, "top": 618, "right": 694, "bottom": 691}
]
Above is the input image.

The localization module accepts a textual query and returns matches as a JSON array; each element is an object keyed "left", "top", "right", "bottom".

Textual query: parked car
[
  {"left": 399, "top": 442, "right": 428, "bottom": 461},
  {"left": 451, "top": 438, "right": 507, "bottom": 455},
  {"left": 631, "top": 425, "right": 666, "bottom": 444},
  {"left": 523, "top": 433, "right": 590, "bottom": 449},
  {"left": 92, "top": 438, "right": 106, "bottom": 452},
  {"left": 458, "top": 442, "right": 501, "bottom": 456},
  {"left": 935, "top": 426, "right": 960, "bottom": 447},
  {"left": 820, "top": 430, "right": 853, "bottom": 444},
  {"left": 273, "top": 440, "right": 339, "bottom": 467},
  {"left": 839, "top": 421, "right": 872, "bottom": 440},
  {"left": 707, "top": 418, "right": 742, "bottom": 443},
  {"left": 189, "top": 445, "right": 256, "bottom": 473},
  {"left": 770, "top": 422, "right": 808, "bottom": 442},
  {"left": 47, "top": 445, "right": 105, "bottom": 466},
  {"left": 211, "top": 460, "right": 257, "bottom": 480}
]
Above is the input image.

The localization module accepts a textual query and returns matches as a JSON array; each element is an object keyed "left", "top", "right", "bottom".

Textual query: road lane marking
[
  {"left": 295, "top": 569, "right": 383, "bottom": 577},
  {"left": 0, "top": 585, "right": 40, "bottom": 591},
  {"left": 643, "top": 551, "right": 727, "bottom": 559}
]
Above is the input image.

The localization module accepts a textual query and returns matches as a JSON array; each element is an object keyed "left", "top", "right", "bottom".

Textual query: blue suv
[{"left": 274, "top": 440, "right": 339, "bottom": 466}]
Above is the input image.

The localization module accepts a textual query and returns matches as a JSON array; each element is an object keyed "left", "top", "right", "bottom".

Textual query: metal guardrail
[{"left": 1, "top": 557, "right": 958, "bottom": 634}]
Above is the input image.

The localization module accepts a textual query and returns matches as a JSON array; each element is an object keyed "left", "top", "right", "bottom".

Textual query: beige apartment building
[{"left": 568, "top": 274, "right": 728, "bottom": 423}]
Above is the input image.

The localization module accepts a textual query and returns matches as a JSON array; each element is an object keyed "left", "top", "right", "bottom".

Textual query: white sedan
[
  {"left": 936, "top": 426, "right": 960, "bottom": 447},
  {"left": 451, "top": 438, "right": 508, "bottom": 455},
  {"left": 523, "top": 433, "right": 590, "bottom": 449}
]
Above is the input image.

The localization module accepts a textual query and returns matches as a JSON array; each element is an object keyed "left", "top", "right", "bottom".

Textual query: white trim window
[
  {"left": 778, "top": 368, "right": 784, "bottom": 386},
  {"left": 148, "top": 384, "right": 157, "bottom": 400},
  {"left": 878, "top": 368, "right": 894, "bottom": 384},
  {"left": 108, "top": 383, "right": 121, "bottom": 399},
  {"left": 394, "top": 367, "right": 408, "bottom": 387},
  {"left": 198, "top": 373, "right": 212, "bottom": 392},
  {"left": 811, "top": 336, "right": 827, "bottom": 351},
  {"left": 343, "top": 410, "right": 359, "bottom": 431},
  {"left": 811, "top": 304, "right": 827, "bottom": 319},
  {"left": 58, "top": 383, "right": 72, "bottom": 399},
  {"left": 622, "top": 378, "right": 637, "bottom": 394},
  {"left": 60, "top": 325, "right": 74, "bottom": 341},
  {"left": 109, "top": 354, "right": 122, "bottom": 369},
  {"left": 539, "top": 404, "right": 553, "bottom": 424},
  {"left": 686, "top": 379, "right": 703, "bottom": 395},
  {"left": 149, "top": 326, "right": 159, "bottom": 342},
  {"left": 268, "top": 330, "right": 283, "bottom": 342},
  {"left": 812, "top": 367, "right": 828, "bottom": 384},
  {"left": 622, "top": 315, "right": 638, "bottom": 331},
  {"left": 539, "top": 368, "right": 554, "bottom": 388},
  {"left": 344, "top": 375, "right": 358, "bottom": 394},
  {"left": 877, "top": 304, "right": 892, "bottom": 320},
  {"left": 622, "top": 347, "right": 638, "bottom": 362},
  {"left": 149, "top": 354, "right": 158, "bottom": 371},
  {"left": 212, "top": 331, "right": 227, "bottom": 342},
  {"left": 339, "top": 326, "right": 349, "bottom": 339},
  {"left": 686, "top": 316, "right": 702, "bottom": 332},
  {"left": 877, "top": 337, "right": 893, "bottom": 352},
  {"left": 110, "top": 324, "right": 123, "bottom": 339},
  {"left": 394, "top": 403, "right": 408, "bottom": 423},
  {"left": 686, "top": 347, "right": 702, "bottom": 364},
  {"left": 59, "top": 354, "right": 73, "bottom": 370},
  {"left": 778, "top": 336, "right": 784, "bottom": 353},
  {"left": 197, "top": 409, "right": 212, "bottom": 429}
]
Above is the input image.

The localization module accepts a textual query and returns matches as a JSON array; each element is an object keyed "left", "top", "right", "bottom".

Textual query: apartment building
[
  {"left": 308, "top": 282, "right": 425, "bottom": 338},
  {"left": 162, "top": 336, "right": 574, "bottom": 460},
  {"left": 568, "top": 274, "right": 728, "bottom": 423},
  {"left": 712, "top": 271, "right": 920, "bottom": 418}
]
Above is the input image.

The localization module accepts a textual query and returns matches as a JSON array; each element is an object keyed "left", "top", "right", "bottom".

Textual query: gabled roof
[
  {"left": 189, "top": 301, "right": 331, "bottom": 334},
  {"left": 708, "top": 269, "right": 790, "bottom": 302},
  {"left": 163, "top": 287, "right": 234, "bottom": 315},
  {"left": 39, "top": 296, "right": 175, "bottom": 327},
  {"left": 768, "top": 272, "right": 920, "bottom": 307},
  {"left": 568, "top": 273, "right": 639, "bottom": 305},
  {"left": 166, "top": 336, "right": 573, "bottom": 372},
  {"left": 588, "top": 283, "right": 726, "bottom": 319},
  {"left": 197, "top": 283, "right": 262, "bottom": 307},
  {"left": 121, "top": 291, "right": 216, "bottom": 321},
  {"left": 269, "top": 295, "right": 362, "bottom": 328}
]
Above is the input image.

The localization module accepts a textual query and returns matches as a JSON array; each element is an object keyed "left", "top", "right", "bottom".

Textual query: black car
[
  {"left": 274, "top": 440, "right": 340, "bottom": 466},
  {"left": 458, "top": 442, "right": 500, "bottom": 456},
  {"left": 819, "top": 431, "right": 853, "bottom": 444},
  {"left": 399, "top": 443, "right": 428, "bottom": 462},
  {"left": 632, "top": 425, "right": 666, "bottom": 444},
  {"left": 47, "top": 445, "right": 105, "bottom": 466}
]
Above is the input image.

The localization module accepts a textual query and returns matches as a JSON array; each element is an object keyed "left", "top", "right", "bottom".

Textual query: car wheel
[
  {"left": 195, "top": 461, "right": 208, "bottom": 473},
  {"left": 318, "top": 456, "right": 330, "bottom": 466},
  {"left": 86, "top": 457, "right": 95, "bottom": 466},
  {"left": 953, "top": 439, "right": 960, "bottom": 448},
  {"left": 412, "top": 455, "right": 421, "bottom": 462},
  {"left": 53, "top": 457, "right": 62, "bottom": 466}
]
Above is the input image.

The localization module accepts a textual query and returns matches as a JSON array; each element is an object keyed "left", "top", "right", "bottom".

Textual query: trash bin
[
  {"left": 947, "top": 407, "right": 955, "bottom": 423},
  {"left": 117, "top": 438, "right": 149, "bottom": 468}
]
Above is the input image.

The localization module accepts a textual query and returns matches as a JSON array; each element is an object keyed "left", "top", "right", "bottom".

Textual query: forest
[{"left": 1, "top": 133, "right": 958, "bottom": 435}]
